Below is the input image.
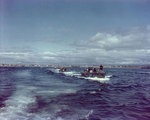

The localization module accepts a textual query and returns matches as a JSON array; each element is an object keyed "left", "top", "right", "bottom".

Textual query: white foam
[
  {"left": 58, "top": 69, "right": 112, "bottom": 83},
  {"left": 83, "top": 75, "right": 112, "bottom": 83},
  {"left": 49, "top": 68, "right": 60, "bottom": 73},
  {"left": 50, "top": 68, "right": 81, "bottom": 77},
  {"left": 0, "top": 85, "right": 36, "bottom": 120},
  {"left": 85, "top": 110, "right": 93, "bottom": 119},
  {"left": 90, "top": 91, "right": 97, "bottom": 94},
  {"left": 138, "top": 71, "right": 150, "bottom": 74},
  {"left": 14, "top": 70, "right": 31, "bottom": 77},
  {"left": 63, "top": 71, "right": 80, "bottom": 77},
  {"left": 36, "top": 88, "right": 77, "bottom": 95}
]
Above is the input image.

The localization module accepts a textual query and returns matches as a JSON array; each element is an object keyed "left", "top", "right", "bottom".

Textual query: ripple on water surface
[{"left": 0, "top": 67, "right": 150, "bottom": 120}]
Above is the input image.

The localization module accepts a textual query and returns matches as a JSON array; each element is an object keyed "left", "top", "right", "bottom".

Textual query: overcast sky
[{"left": 0, "top": 0, "right": 150, "bottom": 65}]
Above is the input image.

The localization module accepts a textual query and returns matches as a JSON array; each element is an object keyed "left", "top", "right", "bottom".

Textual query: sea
[{"left": 0, "top": 67, "right": 150, "bottom": 120}]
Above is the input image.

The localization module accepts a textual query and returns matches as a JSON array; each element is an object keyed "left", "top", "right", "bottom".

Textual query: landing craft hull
[
  {"left": 81, "top": 71, "right": 105, "bottom": 78},
  {"left": 59, "top": 68, "right": 68, "bottom": 72},
  {"left": 59, "top": 70, "right": 68, "bottom": 72}
]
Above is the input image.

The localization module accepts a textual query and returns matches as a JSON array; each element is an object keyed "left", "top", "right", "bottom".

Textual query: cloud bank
[
  {"left": 75, "top": 25, "right": 150, "bottom": 50},
  {"left": 0, "top": 25, "right": 150, "bottom": 65}
]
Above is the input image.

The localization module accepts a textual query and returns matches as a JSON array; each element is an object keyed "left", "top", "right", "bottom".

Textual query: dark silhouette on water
[
  {"left": 99, "top": 65, "right": 103, "bottom": 71},
  {"left": 81, "top": 65, "right": 105, "bottom": 78},
  {"left": 59, "top": 68, "right": 68, "bottom": 72}
]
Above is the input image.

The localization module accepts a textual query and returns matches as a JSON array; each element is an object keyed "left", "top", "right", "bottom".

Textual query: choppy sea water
[{"left": 0, "top": 67, "right": 150, "bottom": 120}]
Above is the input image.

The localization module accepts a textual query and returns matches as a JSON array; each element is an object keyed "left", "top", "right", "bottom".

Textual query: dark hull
[
  {"left": 81, "top": 71, "right": 105, "bottom": 78},
  {"left": 59, "top": 69, "right": 68, "bottom": 72},
  {"left": 59, "top": 68, "right": 68, "bottom": 72}
]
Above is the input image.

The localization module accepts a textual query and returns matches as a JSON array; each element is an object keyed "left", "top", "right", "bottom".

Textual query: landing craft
[
  {"left": 81, "top": 67, "right": 105, "bottom": 78},
  {"left": 59, "top": 68, "right": 68, "bottom": 72}
]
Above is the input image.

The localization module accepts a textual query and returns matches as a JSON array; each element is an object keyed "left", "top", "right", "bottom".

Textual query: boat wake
[
  {"left": 83, "top": 75, "right": 112, "bottom": 83},
  {"left": 49, "top": 68, "right": 60, "bottom": 73},
  {"left": 0, "top": 85, "right": 36, "bottom": 120},
  {"left": 0, "top": 67, "right": 149, "bottom": 120},
  {"left": 63, "top": 71, "right": 81, "bottom": 77}
]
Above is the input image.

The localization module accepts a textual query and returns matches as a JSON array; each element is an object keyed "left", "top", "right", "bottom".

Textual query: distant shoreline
[{"left": 0, "top": 64, "right": 150, "bottom": 69}]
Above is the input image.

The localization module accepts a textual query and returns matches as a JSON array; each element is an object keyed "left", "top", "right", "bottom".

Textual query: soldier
[{"left": 99, "top": 65, "right": 103, "bottom": 71}]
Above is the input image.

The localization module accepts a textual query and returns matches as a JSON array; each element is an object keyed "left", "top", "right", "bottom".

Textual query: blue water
[{"left": 0, "top": 67, "right": 150, "bottom": 120}]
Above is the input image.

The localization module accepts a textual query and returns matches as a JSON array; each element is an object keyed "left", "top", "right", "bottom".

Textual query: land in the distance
[{"left": 0, "top": 64, "right": 150, "bottom": 69}]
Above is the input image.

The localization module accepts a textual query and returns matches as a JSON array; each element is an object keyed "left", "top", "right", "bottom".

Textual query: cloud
[
  {"left": 75, "top": 25, "right": 150, "bottom": 51},
  {"left": 1, "top": 25, "right": 150, "bottom": 65},
  {"left": 0, "top": 49, "right": 150, "bottom": 65},
  {"left": 71, "top": 25, "right": 150, "bottom": 64}
]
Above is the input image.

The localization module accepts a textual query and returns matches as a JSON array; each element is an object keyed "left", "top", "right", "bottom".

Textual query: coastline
[{"left": 0, "top": 64, "right": 150, "bottom": 69}]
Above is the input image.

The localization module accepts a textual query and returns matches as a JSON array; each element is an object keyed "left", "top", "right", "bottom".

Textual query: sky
[{"left": 0, "top": 0, "right": 150, "bottom": 65}]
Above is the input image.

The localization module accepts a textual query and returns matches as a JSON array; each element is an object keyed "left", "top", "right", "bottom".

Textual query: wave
[
  {"left": 0, "top": 83, "right": 78, "bottom": 120},
  {"left": 48, "top": 68, "right": 80, "bottom": 76},
  {"left": 47, "top": 68, "right": 60, "bottom": 74},
  {"left": 137, "top": 71, "right": 150, "bottom": 75}
]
